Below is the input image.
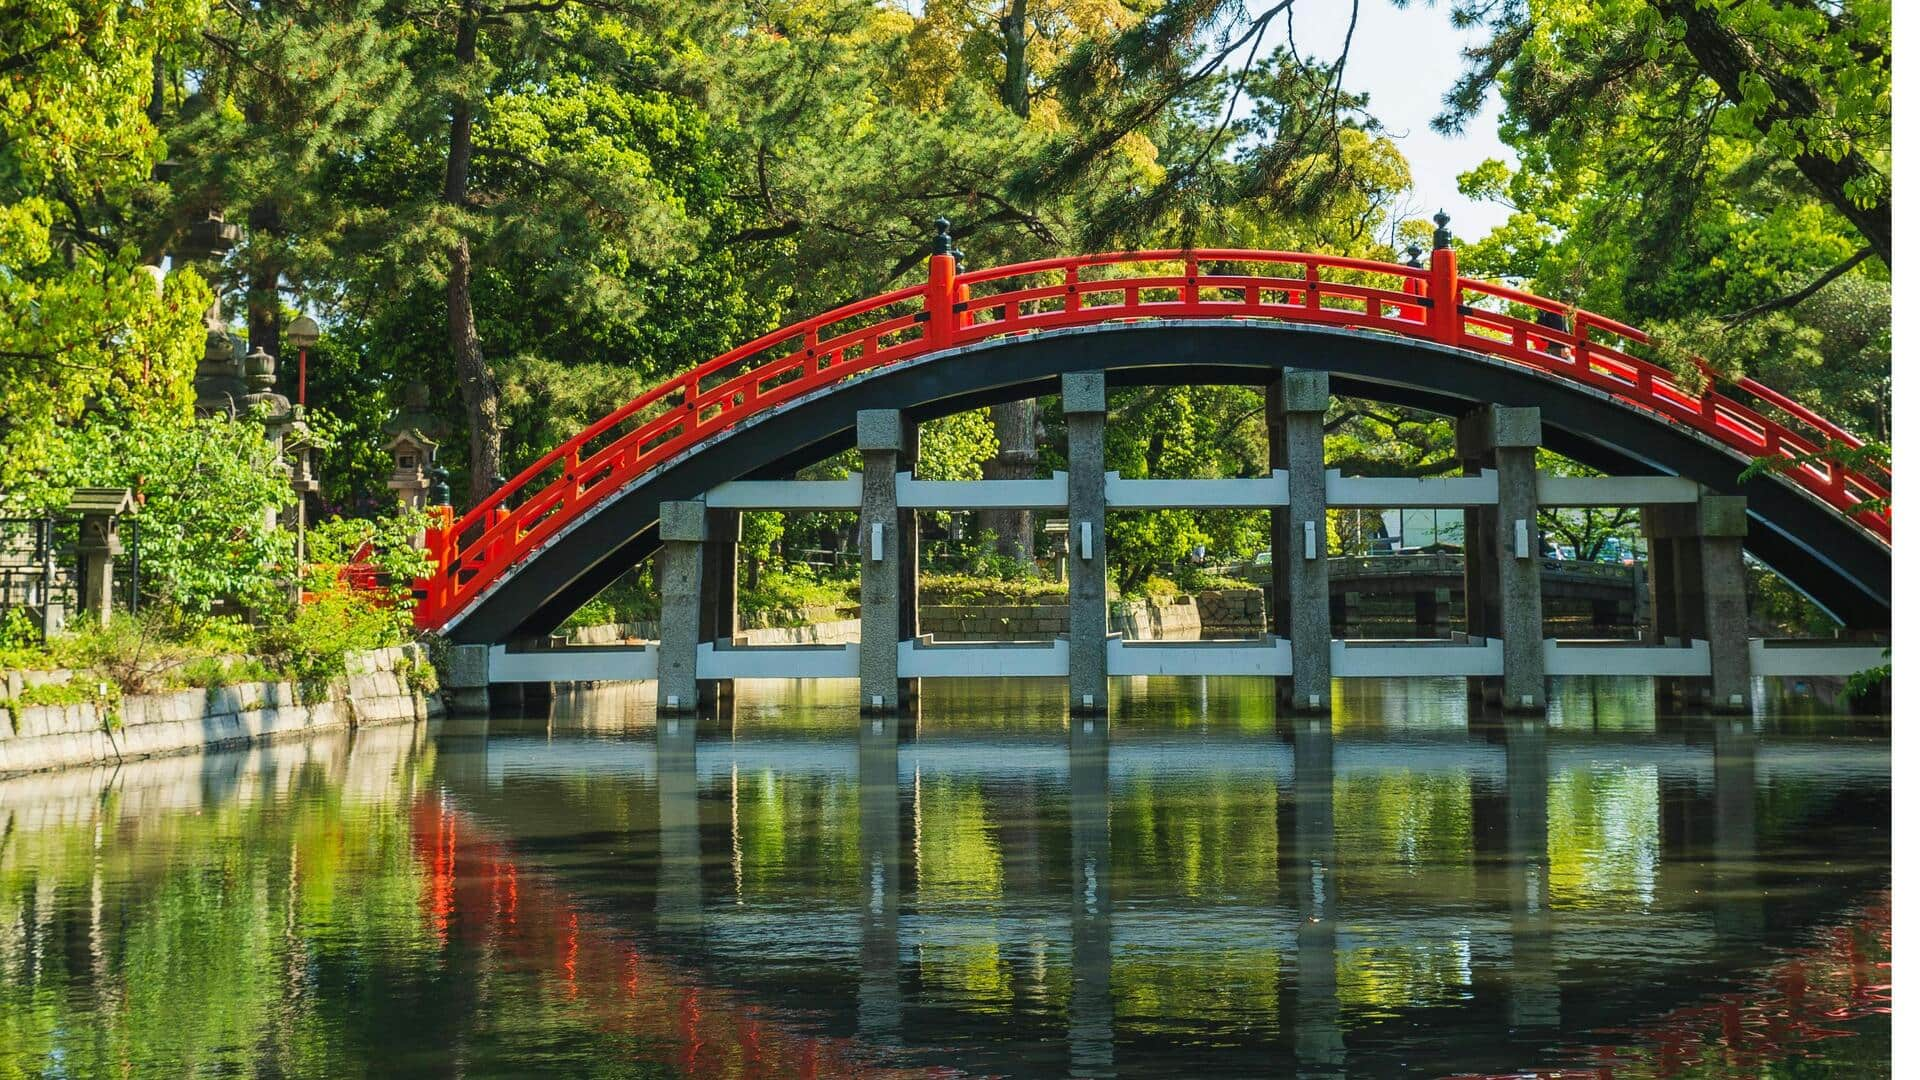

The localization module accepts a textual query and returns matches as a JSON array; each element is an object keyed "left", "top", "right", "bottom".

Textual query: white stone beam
[
  {"left": 1105, "top": 472, "right": 1290, "bottom": 508},
  {"left": 488, "top": 645, "right": 658, "bottom": 683},
  {"left": 1748, "top": 640, "right": 1888, "bottom": 678},
  {"left": 897, "top": 639, "right": 1072, "bottom": 678},
  {"left": 696, "top": 642, "right": 860, "bottom": 679},
  {"left": 1542, "top": 639, "right": 1711, "bottom": 676},
  {"left": 1107, "top": 637, "right": 1294, "bottom": 676},
  {"left": 1326, "top": 470, "right": 1499, "bottom": 508},
  {"left": 896, "top": 473, "right": 1071, "bottom": 510},
  {"left": 1329, "top": 639, "right": 1505, "bottom": 677}
]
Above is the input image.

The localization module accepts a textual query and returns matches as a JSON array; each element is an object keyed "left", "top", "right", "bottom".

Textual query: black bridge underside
[{"left": 447, "top": 322, "right": 1890, "bottom": 643}]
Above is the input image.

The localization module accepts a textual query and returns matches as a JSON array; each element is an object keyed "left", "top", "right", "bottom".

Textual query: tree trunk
[
  {"left": 998, "top": 0, "right": 1030, "bottom": 120},
  {"left": 982, "top": 399, "right": 1038, "bottom": 563},
  {"left": 444, "top": 6, "right": 501, "bottom": 505},
  {"left": 982, "top": 0, "right": 1036, "bottom": 564}
]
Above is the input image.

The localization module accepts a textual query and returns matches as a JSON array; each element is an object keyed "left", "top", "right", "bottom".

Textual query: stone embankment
[{"left": 0, "top": 645, "right": 440, "bottom": 777}]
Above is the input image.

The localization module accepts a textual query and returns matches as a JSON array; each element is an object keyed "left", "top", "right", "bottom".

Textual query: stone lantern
[
  {"left": 384, "top": 382, "right": 446, "bottom": 511},
  {"left": 67, "top": 488, "right": 134, "bottom": 626}
]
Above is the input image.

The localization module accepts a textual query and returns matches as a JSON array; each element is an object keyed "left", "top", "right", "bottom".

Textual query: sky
[{"left": 1244, "top": 0, "right": 1518, "bottom": 243}]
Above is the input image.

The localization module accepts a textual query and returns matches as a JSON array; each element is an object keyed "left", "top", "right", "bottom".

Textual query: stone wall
[
  {"left": 1194, "top": 589, "right": 1266, "bottom": 632},
  {"left": 920, "top": 604, "right": 1070, "bottom": 641},
  {"left": 735, "top": 619, "right": 861, "bottom": 646},
  {"left": 1113, "top": 595, "right": 1201, "bottom": 640},
  {"left": 0, "top": 645, "right": 439, "bottom": 778}
]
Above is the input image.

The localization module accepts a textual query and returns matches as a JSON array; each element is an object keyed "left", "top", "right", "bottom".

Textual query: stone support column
[
  {"left": 897, "top": 421, "right": 922, "bottom": 708},
  {"left": 858, "top": 411, "right": 904, "bottom": 712},
  {"left": 656, "top": 500, "right": 706, "bottom": 713},
  {"left": 446, "top": 643, "right": 490, "bottom": 715},
  {"left": 1064, "top": 373, "right": 1109, "bottom": 713},
  {"left": 1645, "top": 495, "right": 1752, "bottom": 712},
  {"left": 1268, "top": 370, "right": 1331, "bottom": 712},
  {"left": 1458, "top": 405, "right": 1546, "bottom": 711},
  {"left": 699, "top": 508, "right": 740, "bottom": 710}
]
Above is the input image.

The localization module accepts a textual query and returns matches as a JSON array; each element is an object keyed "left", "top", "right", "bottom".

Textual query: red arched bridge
[{"left": 415, "top": 241, "right": 1890, "bottom": 644}]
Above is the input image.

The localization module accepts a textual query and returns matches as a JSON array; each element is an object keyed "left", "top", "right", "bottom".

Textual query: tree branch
[{"left": 1723, "top": 247, "right": 1875, "bottom": 325}]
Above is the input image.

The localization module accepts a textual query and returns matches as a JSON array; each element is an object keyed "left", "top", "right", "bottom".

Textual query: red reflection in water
[
  {"left": 411, "top": 795, "right": 953, "bottom": 1079},
  {"left": 1451, "top": 893, "right": 1891, "bottom": 1079}
]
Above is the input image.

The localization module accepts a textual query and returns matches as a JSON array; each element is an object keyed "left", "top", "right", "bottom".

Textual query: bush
[
  {"left": 252, "top": 584, "right": 409, "bottom": 697},
  {"left": 739, "top": 564, "right": 858, "bottom": 625},
  {"left": 920, "top": 573, "right": 1066, "bottom": 606}
]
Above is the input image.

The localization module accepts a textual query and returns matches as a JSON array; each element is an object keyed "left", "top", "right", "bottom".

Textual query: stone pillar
[
  {"left": 1645, "top": 494, "right": 1752, "bottom": 712},
  {"left": 897, "top": 421, "right": 922, "bottom": 708},
  {"left": 446, "top": 643, "right": 490, "bottom": 715},
  {"left": 74, "top": 520, "right": 119, "bottom": 626},
  {"left": 657, "top": 500, "right": 706, "bottom": 713},
  {"left": 1458, "top": 405, "right": 1546, "bottom": 711},
  {"left": 1067, "top": 721, "right": 1114, "bottom": 1076},
  {"left": 1268, "top": 370, "right": 1331, "bottom": 713},
  {"left": 699, "top": 508, "right": 740, "bottom": 710},
  {"left": 1064, "top": 373, "right": 1109, "bottom": 713},
  {"left": 858, "top": 411, "right": 904, "bottom": 712}
]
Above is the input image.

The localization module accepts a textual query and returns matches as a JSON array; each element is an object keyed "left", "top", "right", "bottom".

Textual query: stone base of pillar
[
  {"left": 1276, "top": 676, "right": 1331, "bottom": 715},
  {"left": 445, "top": 643, "right": 491, "bottom": 715},
  {"left": 447, "top": 687, "right": 490, "bottom": 714}
]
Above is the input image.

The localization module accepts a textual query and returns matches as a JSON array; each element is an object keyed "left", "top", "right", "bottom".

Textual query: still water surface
[{"left": 0, "top": 677, "right": 1890, "bottom": 1077}]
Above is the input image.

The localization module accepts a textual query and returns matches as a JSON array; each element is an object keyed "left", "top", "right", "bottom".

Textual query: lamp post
[{"left": 286, "top": 314, "right": 320, "bottom": 407}]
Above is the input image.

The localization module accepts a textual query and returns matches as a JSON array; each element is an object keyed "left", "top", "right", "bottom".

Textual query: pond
[{"left": 0, "top": 677, "right": 1890, "bottom": 1077}]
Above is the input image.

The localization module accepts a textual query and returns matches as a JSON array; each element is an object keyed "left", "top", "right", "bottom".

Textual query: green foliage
[
  {"left": 0, "top": 0, "right": 214, "bottom": 482},
  {"left": 738, "top": 565, "right": 858, "bottom": 626},
  {"left": 1451, "top": 0, "right": 1890, "bottom": 445},
  {"left": 10, "top": 413, "right": 297, "bottom": 613},
  {"left": 562, "top": 567, "right": 659, "bottom": 629},
  {"left": 920, "top": 573, "right": 1066, "bottom": 606},
  {"left": 251, "top": 585, "right": 408, "bottom": 698}
]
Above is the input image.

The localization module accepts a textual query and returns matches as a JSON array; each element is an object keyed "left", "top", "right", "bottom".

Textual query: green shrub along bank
[{"left": 0, "top": 510, "right": 435, "bottom": 702}]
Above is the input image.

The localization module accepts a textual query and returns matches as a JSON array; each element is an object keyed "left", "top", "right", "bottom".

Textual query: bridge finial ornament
[
  {"left": 1432, "top": 210, "right": 1452, "bottom": 251},
  {"left": 1404, "top": 243, "right": 1424, "bottom": 268},
  {"left": 932, "top": 217, "right": 954, "bottom": 255}
]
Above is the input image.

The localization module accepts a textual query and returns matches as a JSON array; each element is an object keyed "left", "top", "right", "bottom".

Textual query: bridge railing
[{"left": 415, "top": 247, "right": 1888, "bottom": 630}]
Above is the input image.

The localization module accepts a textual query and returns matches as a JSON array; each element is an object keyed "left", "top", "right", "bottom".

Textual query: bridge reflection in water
[{"left": 0, "top": 678, "right": 1890, "bottom": 1077}]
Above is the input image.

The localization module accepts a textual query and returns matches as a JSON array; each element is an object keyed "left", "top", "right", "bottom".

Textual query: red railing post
[
  {"left": 925, "top": 218, "right": 957, "bottom": 349},
  {"left": 414, "top": 504, "right": 453, "bottom": 629},
  {"left": 1428, "top": 211, "right": 1461, "bottom": 347}
]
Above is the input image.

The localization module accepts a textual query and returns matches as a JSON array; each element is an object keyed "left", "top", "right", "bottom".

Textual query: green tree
[
  {"left": 13, "top": 413, "right": 297, "bottom": 612},
  {"left": 0, "top": 0, "right": 213, "bottom": 487}
]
